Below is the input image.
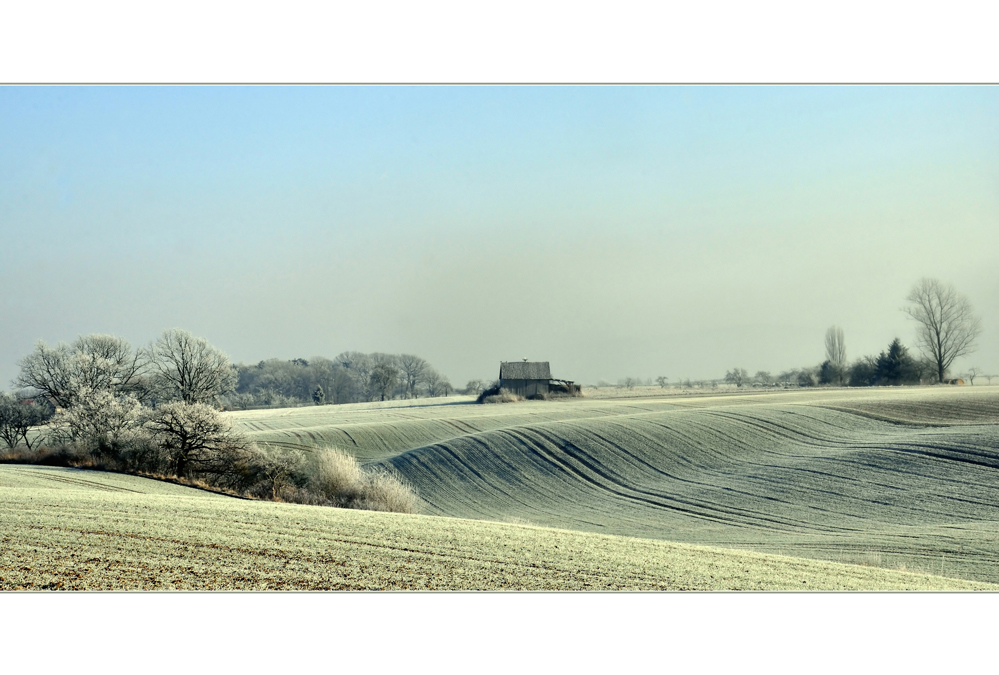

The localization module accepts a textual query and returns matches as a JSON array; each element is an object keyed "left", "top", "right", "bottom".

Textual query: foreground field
[
  {"left": 233, "top": 386, "right": 999, "bottom": 583},
  {"left": 2, "top": 465, "right": 990, "bottom": 590}
]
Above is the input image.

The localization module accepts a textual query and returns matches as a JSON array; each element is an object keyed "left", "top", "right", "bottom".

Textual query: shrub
[
  {"left": 310, "top": 446, "right": 420, "bottom": 513},
  {"left": 247, "top": 448, "right": 308, "bottom": 500},
  {"left": 312, "top": 446, "right": 366, "bottom": 501},
  {"left": 477, "top": 386, "right": 522, "bottom": 403},
  {"left": 353, "top": 469, "right": 421, "bottom": 513},
  {"left": 849, "top": 358, "right": 877, "bottom": 387}
]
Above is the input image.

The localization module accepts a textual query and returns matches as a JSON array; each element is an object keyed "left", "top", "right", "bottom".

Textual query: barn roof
[{"left": 499, "top": 361, "right": 551, "bottom": 380}]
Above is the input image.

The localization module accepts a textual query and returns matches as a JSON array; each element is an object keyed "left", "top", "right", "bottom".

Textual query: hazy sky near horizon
[{"left": 1, "top": 86, "right": 997, "bottom": 387}]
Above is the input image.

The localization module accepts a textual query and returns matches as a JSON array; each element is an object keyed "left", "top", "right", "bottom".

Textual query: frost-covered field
[
  {"left": 232, "top": 386, "right": 999, "bottom": 583},
  {"left": 2, "top": 465, "right": 990, "bottom": 590}
]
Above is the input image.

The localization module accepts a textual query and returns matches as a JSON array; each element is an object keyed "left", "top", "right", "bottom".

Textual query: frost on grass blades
[{"left": 1, "top": 463, "right": 993, "bottom": 590}]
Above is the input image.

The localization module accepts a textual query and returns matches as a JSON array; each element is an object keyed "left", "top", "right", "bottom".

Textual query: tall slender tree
[{"left": 825, "top": 326, "right": 846, "bottom": 369}]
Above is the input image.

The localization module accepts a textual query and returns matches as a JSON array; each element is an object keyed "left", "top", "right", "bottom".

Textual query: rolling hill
[
  {"left": 233, "top": 386, "right": 999, "bottom": 583},
  {"left": 1, "top": 464, "right": 990, "bottom": 590}
]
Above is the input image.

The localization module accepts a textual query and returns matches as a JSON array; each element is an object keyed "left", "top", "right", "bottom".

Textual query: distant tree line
[
  {"left": 226, "top": 352, "right": 453, "bottom": 409},
  {"left": 724, "top": 278, "right": 985, "bottom": 389},
  {"left": 1, "top": 329, "right": 422, "bottom": 513}
]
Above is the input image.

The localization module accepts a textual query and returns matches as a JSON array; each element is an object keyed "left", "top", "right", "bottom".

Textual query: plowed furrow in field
[{"left": 526, "top": 425, "right": 836, "bottom": 531}]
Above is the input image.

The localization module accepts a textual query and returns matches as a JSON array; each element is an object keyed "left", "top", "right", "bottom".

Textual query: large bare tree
[
  {"left": 145, "top": 401, "right": 250, "bottom": 478},
  {"left": 15, "top": 334, "right": 145, "bottom": 408},
  {"left": 146, "top": 329, "right": 238, "bottom": 405},
  {"left": 903, "top": 278, "right": 982, "bottom": 383},
  {"left": 369, "top": 363, "right": 400, "bottom": 401},
  {"left": 399, "top": 354, "right": 429, "bottom": 398}
]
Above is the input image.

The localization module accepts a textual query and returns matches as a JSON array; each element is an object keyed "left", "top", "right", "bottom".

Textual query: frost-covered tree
[
  {"left": 145, "top": 401, "right": 251, "bottom": 478},
  {"left": 15, "top": 334, "right": 146, "bottom": 408},
  {"left": 146, "top": 329, "right": 237, "bottom": 405},
  {"left": 821, "top": 326, "right": 848, "bottom": 385},
  {"left": 53, "top": 388, "right": 147, "bottom": 458},
  {"left": 824, "top": 326, "right": 847, "bottom": 369},
  {"left": 423, "top": 369, "right": 451, "bottom": 397}
]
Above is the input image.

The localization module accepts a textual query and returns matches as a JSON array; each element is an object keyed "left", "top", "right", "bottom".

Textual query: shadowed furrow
[{"left": 378, "top": 401, "right": 999, "bottom": 582}]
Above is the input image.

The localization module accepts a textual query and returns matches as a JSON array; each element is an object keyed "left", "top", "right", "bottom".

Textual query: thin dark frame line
[{"left": 3, "top": 82, "right": 998, "bottom": 86}]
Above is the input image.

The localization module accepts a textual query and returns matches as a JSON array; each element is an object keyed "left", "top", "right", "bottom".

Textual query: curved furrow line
[
  {"left": 496, "top": 427, "right": 761, "bottom": 529},
  {"left": 734, "top": 465, "right": 981, "bottom": 524},
  {"left": 542, "top": 421, "right": 840, "bottom": 521},
  {"left": 503, "top": 426, "right": 850, "bottom": 532},
  {"left": 701, "top": 409, "right": 872, "bottom": 450},
  {"left": 391, "top": 444, "right": 548, "bottom": 516},
  {"left": 440, "top": 418, "right": 481, "bottom": 436},
  {"left": 25, "top": 473, "right": 142, "bottom": 493},
  {"left": 807, "top": 449, "right": 999, "bottom": 500},
  {"left": 388, "top": 430, "right": 618, "bottom": 523},
  {"left": 532, "top": 425, "right": 875, "bottom": 532},
  {"left": 386, "top": 408, "right": 999, "bottom": 537},
  {"left": 880, "top": 441, "right": 999, "bottom": 469}
]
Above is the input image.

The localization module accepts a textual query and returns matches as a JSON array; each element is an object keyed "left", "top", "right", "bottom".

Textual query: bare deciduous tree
[
  {"left": 15, "top": 334, "right": 145, "bottom": 408},
  {"left": 725, "top": 368, "right": 749, "bottom": 387},
  {"left": 903, "top": 278, "right": 982, "bottom": 383},
  {"left": 146, "top": 329, "right": 238, "bottom": 405},
  {"left": 0, "top": 394, "right": 55, "bottom": 450},
  {"left": 423, "top": 369, "right": 451, "bottom": 397},
  {"left": 369, "top": 363, "right": 400, "bottom": 401},
  {"left": 145, "top": 401, "right": 251, "bottom": 478},
  {"left": 655, "top": 376, "right": 669, "bottom": 388},
  {"left": 399, "top": 354, "right": 429, "bottom": 398},
  {"left": 463, "top": 379, "right": 486, "bottom": 396},
  {"left": 965, "top": 366, "right": 981, "bottom": 385}
]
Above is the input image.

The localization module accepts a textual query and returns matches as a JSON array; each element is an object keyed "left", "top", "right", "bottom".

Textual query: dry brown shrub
[
  {"left": 310, "top": 446, "right": 420, "bottom": 513},
  {"left": 312, "top": 446, "right": 365, "bottom": 500},
  {"left": 353, "top": 469, "right": 421, "bottom": 513},
  {"left": 481, "top": 389, "right": 523, "bottom": 404}
]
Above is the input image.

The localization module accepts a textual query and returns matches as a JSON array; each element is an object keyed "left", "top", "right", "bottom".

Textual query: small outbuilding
[{"left": 499, "top": 360, "right": 580, "bottom": 398}]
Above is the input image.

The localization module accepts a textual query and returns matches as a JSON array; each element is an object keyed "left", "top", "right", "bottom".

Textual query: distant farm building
[{"left": 498, "top": 361, "right": 580, "bottom": 398}]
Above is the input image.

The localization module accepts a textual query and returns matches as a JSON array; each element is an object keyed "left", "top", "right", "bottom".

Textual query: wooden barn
[{"left": 499, "top": 361, "right": 580, "bottom": 398}]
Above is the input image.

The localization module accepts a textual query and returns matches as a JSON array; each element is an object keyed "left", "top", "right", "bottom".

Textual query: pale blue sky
[{"left": 2, "top": 86, "right": 997, "bottom": 386}]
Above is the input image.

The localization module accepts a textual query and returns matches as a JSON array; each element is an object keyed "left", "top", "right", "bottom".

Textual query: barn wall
[{"left": 500, "top": 379, "right": 549, "bottom": 397}]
